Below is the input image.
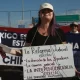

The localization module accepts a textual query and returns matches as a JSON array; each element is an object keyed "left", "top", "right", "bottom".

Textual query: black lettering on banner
[
  {"left": 3, "top": 56, "right": 23, "bottom": 65},
  {"left": 27, "top": 69, "right": 32, "bottom": 73},
  {"left": 10, "top": 56, "right": 23, "bottom": 64},
  {"left": 20, "top": 56, "right": 23, "bottom": 64},
  {"left": 3, "top": 56, "right": 10, "bottom": 63},
  {"left": 10, "top": 56, "right": 17, "bottom": 64},
  {"left": 17, "top": 56, "right": 19, "bottom": 64},
  {"left": 27, "top": 76, "right": 32, "bottom": 79}
]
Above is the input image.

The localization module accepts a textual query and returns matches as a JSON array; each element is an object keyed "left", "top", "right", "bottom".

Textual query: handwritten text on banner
[{"left": 22, "top": 44, "right": 75, "bottom": 79}]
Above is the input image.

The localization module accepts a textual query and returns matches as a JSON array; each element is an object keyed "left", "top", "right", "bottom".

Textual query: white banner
[
  {"left": 22, "top": 44, "right": 75, "bottom": 79},
  {"left": 0, "top": 53, "right": 22, "bottom": 66}
]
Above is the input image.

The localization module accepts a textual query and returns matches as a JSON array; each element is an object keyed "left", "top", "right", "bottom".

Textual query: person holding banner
[
  {"left": 0, "top": 32, "right": 21, "bottom": 58},
  {"left": 0, "top": 33, "right": 22, "bottom": 80},
  {"left": 0, "top": 43, "right": 21, "bottom": 58},
  {"left": 66, "top": 22, "right": 80, "bottom": 80},
  {"left": 26, "top": 3, "right": 66, "bottom": 46},
  {"left": 25, "top": 2, "right": 68, "bottom": 80}
]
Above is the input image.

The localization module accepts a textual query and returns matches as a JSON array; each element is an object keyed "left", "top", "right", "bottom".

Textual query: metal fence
[
  {"left": 0, "top": 9, "right": 80, "bottom": 28},
  {"left": 0, "top": 10, "right": 38, "bottom": 28}
]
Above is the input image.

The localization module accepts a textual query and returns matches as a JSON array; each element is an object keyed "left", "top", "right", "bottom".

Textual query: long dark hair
[{"left": 36, "top": 12, "right": 59, "bottom": 36}]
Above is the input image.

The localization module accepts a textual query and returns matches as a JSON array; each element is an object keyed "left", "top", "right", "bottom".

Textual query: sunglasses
[
  {"left": 70, "top": 24, "right": 78, "bottom": 27},
  {"left": 40, "top": 9, "right": 53, "bottom": 13}
]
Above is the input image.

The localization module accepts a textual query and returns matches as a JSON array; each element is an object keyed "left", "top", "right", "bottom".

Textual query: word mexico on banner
[
  {"left": 0, "top": 31, "right": 27, "bottom": 48},
  {"left": 22, "top": 44, "right": 75, "bottom": 80}
]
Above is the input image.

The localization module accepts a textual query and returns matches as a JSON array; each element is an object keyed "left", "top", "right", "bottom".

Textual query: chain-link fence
[
  {"left": 0, "top": 9, "right": 80, "bottom": 28},
  {"left": 0, "top": 10, "right": 38, "bottom": 28}
]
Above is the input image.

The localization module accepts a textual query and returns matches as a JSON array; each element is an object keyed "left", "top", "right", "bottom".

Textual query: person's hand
[
  {"left": 10, "top": 48, "right": 22, "bottom": 56},
  {"left": 0, "top": 46, "right": 6, "bottom": 58},
  {"left": 75, "top": 68, "right": 80, "bottom": 76}
]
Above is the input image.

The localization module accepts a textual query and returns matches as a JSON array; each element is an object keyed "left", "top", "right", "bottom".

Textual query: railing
[{"left": 0, "top": 10, "right": 38, "bottom": 28}]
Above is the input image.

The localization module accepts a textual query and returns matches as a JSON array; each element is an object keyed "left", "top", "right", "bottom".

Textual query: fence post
[{"left": 8, "top": 11, "right": 11, "bottom": 27}]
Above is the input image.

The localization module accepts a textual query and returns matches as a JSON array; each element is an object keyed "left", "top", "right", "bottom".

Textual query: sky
[{"left": 0, "top": 0, "right": 80, "bottom": 27}]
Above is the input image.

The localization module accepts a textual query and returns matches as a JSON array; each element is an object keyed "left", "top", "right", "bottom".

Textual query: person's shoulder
[
  {"left": 55, "top": 28, "right": 64, "bottom": 33},
  {"left": 65, "top": 31, "right": 71, "bottom": 34},
  {"left": 29, "top": 26, "right": 37, "bottom": 31},
  {"left": 28, "top": 25, "right": 37, "bottom": 34}
]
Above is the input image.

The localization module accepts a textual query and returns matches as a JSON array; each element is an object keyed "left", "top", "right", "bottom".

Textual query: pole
[
  {"left": 22, "top": 0, "right": 24, "bottom": 20},
  {"left": 8, "top": 12, "right": 11, "bottom": 27}
]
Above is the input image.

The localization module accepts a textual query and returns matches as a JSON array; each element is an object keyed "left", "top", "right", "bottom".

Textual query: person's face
[
  {"left": 71, "top": 25, "right": 78, "bottom": 33},
  {"left": 39, "top": 8, "right": 53, "bottom": 22}
]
